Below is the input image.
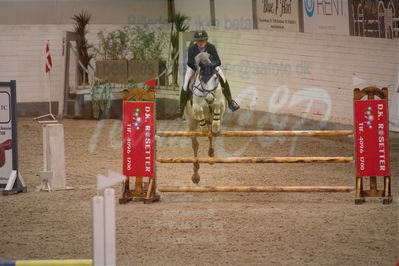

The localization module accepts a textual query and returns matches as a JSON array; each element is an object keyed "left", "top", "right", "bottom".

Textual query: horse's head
[
  {"left": 199, "top": 61, "right": 218, "bottom": 85},
  {"left": 193, "top": 53, "right": 220, "bottom": 103}
]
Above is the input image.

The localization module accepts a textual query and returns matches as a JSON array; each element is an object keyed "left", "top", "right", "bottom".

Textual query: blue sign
[{"left": 304, "top": 0, "right": 315, "bottom": 17}]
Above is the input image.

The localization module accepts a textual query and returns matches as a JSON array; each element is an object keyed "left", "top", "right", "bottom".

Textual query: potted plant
[
  {"left": 90, "top": 79, "right": 112, "bottom": 119},
  {"left": 72, "top": 10, "right": 94, "bottom": 85},
  {"left": 170, "top": 13, "right": 189, "bottom": 87},
  {"left": 94, "top": 26, "right": 168, "bottom": 85}
]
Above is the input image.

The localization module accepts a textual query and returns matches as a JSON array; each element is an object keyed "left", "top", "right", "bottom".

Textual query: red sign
[
  {"left": 354, "top": 99, "right": 389, "bottom": 176},
  {"left": 123, "top": 102, "right": 155, "bottom": 177}
]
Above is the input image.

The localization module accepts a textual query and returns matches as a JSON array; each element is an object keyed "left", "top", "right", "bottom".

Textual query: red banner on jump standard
[
  {"left": 354, "top": 99, "right": 389, "bottom": 176},
  {"left": 123, "top": 102, "right": 155, "bottom": 177}
]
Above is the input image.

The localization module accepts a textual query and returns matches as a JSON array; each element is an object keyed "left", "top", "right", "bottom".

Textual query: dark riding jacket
[{"left": 187, "top": 43, "right": 221, "bottom": 71}]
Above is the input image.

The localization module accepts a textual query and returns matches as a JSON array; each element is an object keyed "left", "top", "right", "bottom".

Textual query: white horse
[{"left": 184, "top": 52, "right": 227, "bottom": 184}]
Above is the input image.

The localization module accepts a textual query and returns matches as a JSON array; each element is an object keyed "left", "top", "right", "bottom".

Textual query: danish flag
[
  {"left": 45, "top": 41, "right": 52, "bottom": 73},
  {"left": 144, "top": 78, "right": 157, "bottom": 89}
]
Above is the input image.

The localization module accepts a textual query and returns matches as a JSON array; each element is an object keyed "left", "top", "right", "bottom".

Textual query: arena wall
[{"left": 0, "top": 0, "right": 398, "bottom": 127}]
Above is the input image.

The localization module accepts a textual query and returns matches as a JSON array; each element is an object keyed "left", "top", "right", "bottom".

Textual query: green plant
[
  {"left": 95, "top": 28, "right": 130, "bottom": 60},
  {"left": 170, "top": 13, "right": 189, "bottom": 86},
  {"left": 90, "top": 80, "right": 112, "bottom": 119},
  {"left": 94, "top": 26, "right": 168, "bottom": 61},
  {"left": 127, "top": 78, "right": 138, "bottom": 91},
  {"left": 129, "top": 26, "right": 168, "bottom": 61},
  {"left": 72, "top": 10, "right": 93, "bottom": 84}
]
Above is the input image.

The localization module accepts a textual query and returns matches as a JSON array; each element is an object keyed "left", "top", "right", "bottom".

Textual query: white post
[
  {"left": 48, "top": 71, "right": 53, "bottom": 115},
  {"left": 42, "top": 124, "right": 67, "bottom": 189},
  {"left": 92, "top": 196, "right": 105, "bottom": 266},
  {"left": 4, "top": 170, "right": 17, "bottom": 191},
  {"left": 393, "top": 58, "right": 399, "bottom": 132},
  {"left": 104, "top": 188, "right": 116, "bottom": 266},
  {"left": 59, "top": 33, "right": 67, "bottom": 117}
]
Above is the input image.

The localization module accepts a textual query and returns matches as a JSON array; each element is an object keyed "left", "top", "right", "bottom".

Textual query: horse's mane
[{"left": 194, "top": 52, "right": 211, "bottom": 69}]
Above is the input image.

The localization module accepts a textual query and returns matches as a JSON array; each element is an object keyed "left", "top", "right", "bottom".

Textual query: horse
[{"left": 183, "top": 52, "right": 227, "bottom": 184}]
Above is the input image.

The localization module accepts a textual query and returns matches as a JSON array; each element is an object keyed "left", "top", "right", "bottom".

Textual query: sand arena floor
[{"left": 0, "top": 117, "right": 398, "bottom": 265}]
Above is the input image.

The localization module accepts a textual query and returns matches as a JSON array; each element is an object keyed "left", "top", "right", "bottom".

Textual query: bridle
[{"left": 191, "top": 68, "right": 219, "bottom": 98}]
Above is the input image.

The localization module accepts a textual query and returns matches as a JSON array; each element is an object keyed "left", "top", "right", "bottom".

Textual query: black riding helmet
[{"left": 193, "top": 30, "right": 208, "bottom": 41}]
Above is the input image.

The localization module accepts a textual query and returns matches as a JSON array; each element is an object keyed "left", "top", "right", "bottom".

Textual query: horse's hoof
[
  {"left": 208, "top": 148, "right": 214, "bottom": 157},
  {"left": 200, "top": 126, "right": 208, "bottom": 132},
  {"left": 208, "top": 148, "right": 215, "bottom": 165},
  {"left": 211, "top": 131, "right": 220, "bottom": 137},
  {"left": 191, "top": 174, "right": 200, "bottom": 184},
  {"left": 211, "top": 124, "right": 220, "bottom": 136}
]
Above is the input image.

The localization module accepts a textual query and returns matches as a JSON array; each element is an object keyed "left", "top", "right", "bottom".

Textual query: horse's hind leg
[
  {"left": 191, "top": 137, "right": 200, "bottom": 184},
  {"left": 208, "top": 136, "right": 215, "bottom": 165}
]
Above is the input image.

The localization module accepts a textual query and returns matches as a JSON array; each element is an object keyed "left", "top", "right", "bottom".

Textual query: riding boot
[
  {"left": 179, "top": 88, "right": 191, "bottom": 117},
  {"left": 219, "top": 78, "right": 240, "bottom": 112}
]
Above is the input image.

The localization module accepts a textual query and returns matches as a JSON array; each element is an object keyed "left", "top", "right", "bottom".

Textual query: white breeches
[
  {"left": 183, "top": 67, "right": 195, "bottom": 91},
  {"left": 215, "top": 67, "right": 226, "bottom": 83}
]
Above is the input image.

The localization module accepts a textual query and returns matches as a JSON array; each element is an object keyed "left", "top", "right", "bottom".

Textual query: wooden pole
[
  {"left": 156, "top": 130, "right": 353, "bottom": 137},
  {"left": 157, "top": 156, "right": 353, "bottom": 164},
  {"left": 159, "top": 186, "right": 355, "bottom": 192}
]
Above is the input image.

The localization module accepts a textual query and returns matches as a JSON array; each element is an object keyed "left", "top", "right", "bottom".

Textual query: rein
[{"left": 191, "top": 71, "right": 219, "bottom": 98}]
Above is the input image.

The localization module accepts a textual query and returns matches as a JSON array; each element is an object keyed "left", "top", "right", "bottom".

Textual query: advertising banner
[
  {"left": 256, "top": 0, "right": 301, "bottom": 32},
  {"left": 350, "top": 0, "right": 399, "bottom": 38},
  {"left": 303, "top": 0, "right": 350, "bottom": 35},
  {"left": 123, "top": 101, "right": 155, "bottom": 178},
  {"left": 354, "top": 99, "right": 389, "bottom": 177},
  {"left": 0, "top": 81, "right": 18, "bottom": 188}
]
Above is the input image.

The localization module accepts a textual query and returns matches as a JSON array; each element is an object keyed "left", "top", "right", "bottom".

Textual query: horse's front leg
[
  {"left": 211, "top": 104, "right": 222, "bottom": 135},
  {"left": 191, "top": 136, "right": 200, "bottom": 184},
  {"left": 193, "top": 105, "right": 208, "bottom": 132}
]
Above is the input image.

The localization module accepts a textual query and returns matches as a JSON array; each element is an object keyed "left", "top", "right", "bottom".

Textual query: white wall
[
  {"left": 0, "top": 24, "right": 126, "bottom": 103},
  {"left": 214, "top": 0, "right": 253, "bottom": 31},
  {"left": 175, "top": 0, "right": 253, "bottom": 31},
  {"left": 0, "top": 1, "right": 167, "bottom": 25},
  {"left": 175, "top": 0, "right": 212, "bottom": 30},
  {"left": 0, "top": 25, "right": 68, "bottom": 103},
  {"left": 0, "top": 0, "right": 169, "bottom": 104},
  {"left": 0, "top": 0, "right": 398, "bottom": 126},
  {"left": 1, "top": 24, "right": 398, "bottom": 125},
  {"left": 208, "top": 30, "right": 399, "bottom": 125}
]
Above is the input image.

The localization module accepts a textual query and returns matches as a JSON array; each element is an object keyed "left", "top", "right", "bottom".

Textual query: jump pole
[
  {"left": 0, "top": 260, "right": 92, "bottom": 266},
  {"left": 157, "top": 130, "right": 353, "bottom": 137},
  {"left": 158, "top": 157, "right": 353, "bottom": 164},
  {"left": 159, "top": 186, "right": 355, "bottom": 193}
]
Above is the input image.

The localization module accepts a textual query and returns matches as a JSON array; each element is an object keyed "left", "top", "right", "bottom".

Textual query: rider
[{"left": 179, "top": 30, "right": 240, "bottom": 114}]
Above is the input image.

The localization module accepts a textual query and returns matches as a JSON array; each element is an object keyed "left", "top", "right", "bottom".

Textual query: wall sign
[
  {"left": 303, "top": 0, "right": 350, "bottom": 35},
  {"left": 350, "top": 0, "right": 399, "bottom": 39},
  {"left": 256, "top": 0, "right": 301, "bottom": 32},
  {"left": 0, "top": 80, "right": 19, "bottom": 188}
]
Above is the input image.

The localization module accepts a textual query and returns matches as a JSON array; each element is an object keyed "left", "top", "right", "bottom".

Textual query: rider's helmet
[{"left": 193, "top": 30, "right": 208, "bottom": 41}]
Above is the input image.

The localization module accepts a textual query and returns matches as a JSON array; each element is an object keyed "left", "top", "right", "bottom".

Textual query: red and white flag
[
  {"left": 45, "top": 41, "right": 52, "bottom": 73},
  {"left": 144, "top": 78, "right": 157, "bottom": 89}
]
